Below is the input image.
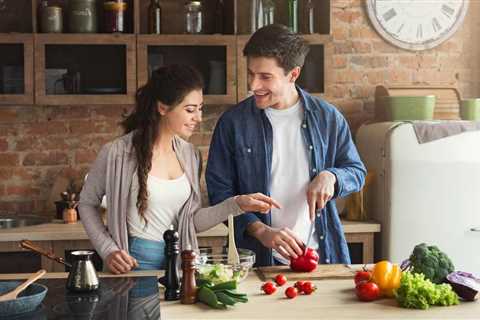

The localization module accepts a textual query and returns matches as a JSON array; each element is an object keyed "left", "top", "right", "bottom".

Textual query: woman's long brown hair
[{"left": 121, "top": 64, "right": 203, "bottom": 225}]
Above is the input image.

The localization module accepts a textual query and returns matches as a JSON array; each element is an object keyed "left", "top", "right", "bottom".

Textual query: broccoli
[{"left": 403, "top": 243, "right": 455, "bottom": 284}]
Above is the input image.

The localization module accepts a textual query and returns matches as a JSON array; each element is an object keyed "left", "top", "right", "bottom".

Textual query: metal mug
[{"left": 66, "top": 250, "right": 100, "bottom": 292}]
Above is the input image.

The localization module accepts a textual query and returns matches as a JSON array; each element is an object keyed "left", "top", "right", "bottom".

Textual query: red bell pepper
[{"left": 290, "top": 247, "right": 319, "bottom": 272}]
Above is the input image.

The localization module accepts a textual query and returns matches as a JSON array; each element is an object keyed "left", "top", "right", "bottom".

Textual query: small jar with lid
[
  {"left": 184, "top": 1, "right": 203, "bottom": 34},
  {"left": 68, "top": 0, "right": 98, "bottom": 33},
  {"left": 40, "top": 5, "right": 63, "bottom": 33},
  {"left": 103, "top": 1, "right": 127, "bottom": 33}
]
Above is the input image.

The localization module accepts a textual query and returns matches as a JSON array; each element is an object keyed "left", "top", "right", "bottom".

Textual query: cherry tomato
[
  {"left": 355, "top": 281, "right": 380, "bottom": 302},
  {"left": 285, "top": 286, "right": 298, "bottom": 299},
  {"left": 302, "top": 281, "right": 316, "bottom": 295},
  {"left": 261, "top": 281, "right": 277, "bottom": 295},
  {"left": 274, "top": 274, "right": 287, "bottom": 286},
  {"left": 294, "top": 281, "right": 305, "bottom": 293},
  {"left": 354, "top": 270, "right": 372, "bottom": 286}
]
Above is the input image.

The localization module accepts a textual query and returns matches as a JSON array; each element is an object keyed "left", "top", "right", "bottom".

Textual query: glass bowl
[{"left": 195, "top": 248, "right": 255, "bottom": 284}]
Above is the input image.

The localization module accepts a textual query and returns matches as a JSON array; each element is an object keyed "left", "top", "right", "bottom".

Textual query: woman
[{"left": 79, "top": 64, "right": 279, "bottom": 274}]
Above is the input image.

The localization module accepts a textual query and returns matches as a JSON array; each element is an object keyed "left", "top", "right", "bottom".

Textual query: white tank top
[{"left": 127, "top": 173, "right": 191, "bottom": 241}]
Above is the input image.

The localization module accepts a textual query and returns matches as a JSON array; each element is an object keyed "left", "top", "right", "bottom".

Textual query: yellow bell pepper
[{"left": 371, "top": 260, "right": 402, "bottom": 297}]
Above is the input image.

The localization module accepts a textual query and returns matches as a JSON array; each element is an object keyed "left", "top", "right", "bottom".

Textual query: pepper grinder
[
  {"left": 181, "top": 246, "right": 197, "bottom": 304},
  {"left": 163, "top": 226, "right": 180, "bottom": 300}
]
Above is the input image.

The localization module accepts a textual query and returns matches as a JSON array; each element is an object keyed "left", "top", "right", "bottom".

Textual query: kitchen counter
[{"left": 1, "top": 268, "right": 478, "bottom": 320}]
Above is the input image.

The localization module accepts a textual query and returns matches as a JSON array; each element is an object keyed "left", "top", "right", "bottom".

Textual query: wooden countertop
[
  {"left": 1, "top": 267, "right": 478, "bottom": 320},
  {"left": 0, "top": 219, "right": 380, "bottom": 242}
]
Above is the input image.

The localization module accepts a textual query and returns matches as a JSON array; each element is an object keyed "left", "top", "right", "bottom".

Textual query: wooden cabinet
[{"left": 0, "top": 0, "right": 332, "bottom": 106}]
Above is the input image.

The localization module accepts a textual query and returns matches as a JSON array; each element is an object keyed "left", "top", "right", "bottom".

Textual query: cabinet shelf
[
  {"left": 137, "top": 34, "right": 236, "bottom": 104},
  {"left": 34, "top": 34, "right": 136, "bottom": 105},
  {"left": 0, "top": 34, "right": 34, "bottom": 104}
]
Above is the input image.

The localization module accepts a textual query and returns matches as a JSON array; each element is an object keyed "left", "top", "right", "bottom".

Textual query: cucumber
[
  {"left": 216, "top": 291, "right": 237, "bottom": 306},
  {"left": 210, "top": 280, "right": 237, "bottom": 291},
  {"left": 219, "top": 290, "right": 248, "bottom": 303},
  {"left": 197, "top": 287, "right": 226, "bottom": 309}
]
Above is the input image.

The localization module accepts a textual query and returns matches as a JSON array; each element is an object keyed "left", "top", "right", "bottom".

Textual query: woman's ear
[{"left": 157, "top": 102, "right": 168, "bottom": 116}]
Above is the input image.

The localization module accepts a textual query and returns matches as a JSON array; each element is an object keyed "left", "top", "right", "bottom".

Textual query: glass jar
[
  {"left": 68, "top": 0, "right": 97, "bottom": 33},
  {"left": 287, "top": 0, "right": 298, "bottom": 33},
  {"left": 262, "top": 0, "right": 274, "bottom": 27},
  {"left": 184, "top": 1, "right": 203, "bottom": 34},
  {"left": 303, "top": 0, "right": 315, "bottom": 34},
  {"left": 40, "top": 6, "right": 63, "bottom": 33},
  {"left": 104, "top": 1, "right": 127, "bottom": 33}
]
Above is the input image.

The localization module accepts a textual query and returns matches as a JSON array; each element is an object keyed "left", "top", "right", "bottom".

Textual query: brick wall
[{"left": 1, "top": 0, "right": 480, "bottom": 215}]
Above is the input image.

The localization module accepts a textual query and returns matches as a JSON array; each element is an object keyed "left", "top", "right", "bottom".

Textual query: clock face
[{"left": 366, "top": 0, "right": 469, "bottom": 51}]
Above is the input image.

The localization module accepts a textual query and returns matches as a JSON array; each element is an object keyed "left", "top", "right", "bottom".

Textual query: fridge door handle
[{"left": 470, "top": 227, "right": 480, "bottom": 232}]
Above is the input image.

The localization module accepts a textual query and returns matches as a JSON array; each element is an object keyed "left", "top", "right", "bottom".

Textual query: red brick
[
  {"left": 352, "top": 41, "right": 372, "bottom": 54},
  {"left": 6, "top": 185, "right": 41, "bottom": 197},
  {"left": 22, "top": 152, "right": 69, "bottom": 166},
  {"left": 0, "top": 138, "right": 8, "bottom": 151},
  {"left": 14, "top": 137, "right": 41, "bottom": 151},
  {"left": 350, "top": 26, "right": 377, "bottom": 39},
  {"left": 332, "top": 26, "right": 349, "bottom": 41},
  {"left": 94, "top": 105, "right": 128, "bottom": 119},
  {"left": 329, "top": 85, "right": 349, "bottom": 99},
  {"left": 389, "top": 69, "right": 412, "bottom": 83},
  {"left": 74, "top": 149, "right": 98, "bottom": 164},
  {"left": 0, "top": 153, "right": 19, "bottom": 166},
  {"left": 0, "top": 109, "right": 17, "bottom": 123},
  {"left": 0, "top": 168, "right": 13, "bottom": 179},
  {"left": 0, "top": 201, "right": 34, "bottom": 214},
  {"left": 0, "top": 125, "right": 18, "bottom": 137},
  {"left": 40, "top": 136, "right": 70, "bottom": 150},
  {"left": 333, "top": 70, "right": 363, "bottom": 83},
  {"left": 350, "top": 56, "right": 389, "bottom": 68},
  {"left": 366, "top": 70, "right": 389, "bottom": 86},
  {"left": 372, "top": 41, "right": 400, "bottom": 54},
  {"left": 69, "top": 120, "right": 96, "bottom": 135},
  {"left": 332, "top": 56, "right": 348, "bottom": 69},
  {"left": 48, "top": 106, "right": 92, "bottom": 120}
]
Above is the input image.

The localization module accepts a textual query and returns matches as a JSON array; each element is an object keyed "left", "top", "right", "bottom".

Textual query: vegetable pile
[
  {"left": 196, "top": 280, "right": 248, "bottom": 309},
  {"left": 402, "top": 243, "right": 454, "bottom": 284},
  {"left": 395, "top": 271, "right": 459, "bottom": 309},
  {"left": 197, "top": 263, "right": 242, "bottom": 285}
]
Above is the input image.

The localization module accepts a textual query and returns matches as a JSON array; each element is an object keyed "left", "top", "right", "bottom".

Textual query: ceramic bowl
[{"left": 0, "top": 282, "right": 48, "bottom": 317}]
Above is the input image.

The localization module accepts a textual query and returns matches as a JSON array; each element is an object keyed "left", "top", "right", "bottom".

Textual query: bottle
[
  {"left": 214, "top": 0, "right": 224, "bottom": 34},
  {"left": 103, "top": 0, "right": 127, "bottom": 33},
  {"left": 148, "top": 0, "right": 161, "bottom": 34},
  {"left": 163, "top": 226, "right": 180, "bottom": 301},
  {"left": 303, "top": 0, "right": 315, "bottom": 34},
  {"left": 180, "top": 246, "right": 197, "bottom": 304},
  {"left": 262, "top": 0, "right": 274, "bottom": 27},
  {"left": 287, "top": 0, "right": 298, "bottom": 33},
  {"left": 184, "top": 1, "right": 203, "bottom": 34}
]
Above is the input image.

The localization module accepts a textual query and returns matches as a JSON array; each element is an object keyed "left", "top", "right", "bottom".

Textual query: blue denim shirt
[{"left": 206, "top": 87, "right": 366, "bottom": 266}]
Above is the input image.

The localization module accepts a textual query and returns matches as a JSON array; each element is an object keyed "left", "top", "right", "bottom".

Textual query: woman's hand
[
  {"left": 106, "top": 250, "right": 139, "bottom": 274},
  {"left": 235, "top": 193, "right": 281, "bottom": 213}
]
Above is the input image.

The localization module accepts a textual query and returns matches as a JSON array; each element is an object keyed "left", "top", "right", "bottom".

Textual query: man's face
[{"left": 247, "top": 56, "right": 298, "bottom": 110}]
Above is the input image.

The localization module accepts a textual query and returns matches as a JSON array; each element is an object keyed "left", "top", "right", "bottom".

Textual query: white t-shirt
[
  {"left": 265, "top": 100, "right": 319, "bottom": 264},
  {"left": 127, "top": 173, "right": 191, "bottom": 241}
]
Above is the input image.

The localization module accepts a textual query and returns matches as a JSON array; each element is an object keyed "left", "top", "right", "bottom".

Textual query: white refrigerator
[{"left": 356, "top": 122, "right": 480, "bottom": 273}]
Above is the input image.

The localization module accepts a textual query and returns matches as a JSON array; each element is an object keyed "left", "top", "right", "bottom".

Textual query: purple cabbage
[{"left": 446, "top": 271, "right": 480, "bottom": 301}]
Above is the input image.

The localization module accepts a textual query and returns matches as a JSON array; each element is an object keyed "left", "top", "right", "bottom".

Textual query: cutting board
[{"left": 256, "top": 264, "right": 355, "bottom": 281}]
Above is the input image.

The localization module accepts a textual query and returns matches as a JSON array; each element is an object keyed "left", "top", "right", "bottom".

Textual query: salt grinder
[
  {"left": 181, "top": 246, "right": 197, "bottom": 304},
  {"left": 163, "top": 226, "right": 180, "bottom": 300}
]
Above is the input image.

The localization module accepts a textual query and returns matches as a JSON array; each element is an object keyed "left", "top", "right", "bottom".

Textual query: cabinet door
[{"left": 138, "top": 34, "right": 236, "bottom": 104}]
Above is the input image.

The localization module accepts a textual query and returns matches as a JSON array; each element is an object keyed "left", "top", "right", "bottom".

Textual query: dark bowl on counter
[{"left": 0, "top": 282, "right": 48, "bottom": 317}]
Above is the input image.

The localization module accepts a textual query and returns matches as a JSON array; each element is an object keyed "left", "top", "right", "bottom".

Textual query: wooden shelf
[
  {"left": 34, "top": 34, "right": 136, "bottom": 105},
  {"left": 0, "top": 34, "right": 34, "bottom": 105},
  {"left": 137, "top": 34, "right": 237, "bottom": 104}
]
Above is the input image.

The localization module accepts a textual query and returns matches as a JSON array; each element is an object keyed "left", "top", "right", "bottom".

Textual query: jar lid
[
  {"left": 45, "top": 6, "right": 62, "bottom": 11},
  {"left": 103, "top": 1, "right": 127, "bottom": 10},
  {"left": 186, "top": 1, "right": 202, "bottom": 8}
]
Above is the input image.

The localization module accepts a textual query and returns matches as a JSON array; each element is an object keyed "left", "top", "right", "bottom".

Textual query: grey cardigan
[{"left": 79, "top": 132, "right": 241, "bottom": 261}]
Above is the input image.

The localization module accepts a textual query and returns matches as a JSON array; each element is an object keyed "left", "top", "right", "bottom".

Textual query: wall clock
[{"left": 366, "top": 0, "right": 469, "bottom": 51}]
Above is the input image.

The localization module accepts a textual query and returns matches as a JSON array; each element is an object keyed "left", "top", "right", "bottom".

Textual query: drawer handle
[{"left": 470, "top": 228, "right": 480, "bottom": 232}]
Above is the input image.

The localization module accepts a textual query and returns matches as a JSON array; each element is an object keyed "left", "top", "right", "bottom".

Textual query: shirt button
[
  {"left": 247, "top": 148, "right": 251, "bottom": 153},
  {"left": 312, "top": 168, "right": 317, "bottom": 173},
  {"left": 302, "top": 123, "right": 307, "bottom": 128},
  {"left": 325, "top": 258, "right": 330, "bottom": 263},
  {"left": 309, "top": 145, "right": 313, "bottom": 150},
  {"left": 320, "top": 235, "right": 324, "bottom": 240}
]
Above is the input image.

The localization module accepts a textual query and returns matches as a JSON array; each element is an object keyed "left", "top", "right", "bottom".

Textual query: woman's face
[{"left": 158, "top": 89, "right": 203, "bottom": 138}]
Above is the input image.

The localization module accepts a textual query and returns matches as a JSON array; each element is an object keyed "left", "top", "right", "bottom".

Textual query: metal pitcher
[{"left": 66, "top": 250, "right": 99, "bottom": 292}]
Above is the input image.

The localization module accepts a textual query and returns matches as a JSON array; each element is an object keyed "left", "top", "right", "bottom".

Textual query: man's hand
[
  {"left": 106, "top": 250, "right": 139, "bottom": 274},
  {"left": 247, "top": 222, "right": 304, "bottom": 260},
  {"left": 307, "top": 170, "right": 336, "bottom": 221},
  {"left": 235, "top": 193, "right": 281, "bottom": 213}
]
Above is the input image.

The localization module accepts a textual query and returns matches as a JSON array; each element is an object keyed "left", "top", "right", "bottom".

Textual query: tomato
[
  {"left": 355, "top": 281, "right": 380, "bottom": 302},
  {"left": 274, "top": 274, "right": 287, "bottom": 286},
  {"left": 285, "top": 286, "right": 298, "bottom": 299},
  {"left": 294, "top": 281, "right": 305, "bottom": 293},
  {"left": 301, "top": 281, "right": 316, "bottom": 295},
  {"left": 290, "top": 248, "right": 319, "bottom": 272},
  {"left": 354, "top": 270, "right": 372, "bottom": 286},
  {"left": 261, "top": 281, "right": 277, "bottom": 295}
]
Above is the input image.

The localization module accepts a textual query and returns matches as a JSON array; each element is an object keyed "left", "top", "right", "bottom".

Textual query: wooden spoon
[
  {"left": 0, "top": 269, "right": 46, "bottom": 302},
  {"left": 227, "top": 214, "right": 240, "bottom": 265}
]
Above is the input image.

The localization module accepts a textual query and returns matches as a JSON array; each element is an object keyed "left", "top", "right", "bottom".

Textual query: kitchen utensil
[
  {"left": 66, "top": 250, "right": 100, "bottom": 292},
  {"left": 20, "top": 240, "right": 72, "bottom": 267},
  {"left": 227, "top": 214, "right": 240, "bottom": 265},
  {"left": 196, "top": 247, "right": 255, "bottom": 283},
  {"left": 20, "top": 240, "right": 100, "bottom": 292},
  {"left": 256, "top": 264, "right": 355, "bottom": 281},
  {"left": 304, "top": 221, "right": 315, "bottom": 252},
  {"left": 0, "top": 269, "right": 46, "bottom": 302},
  {"left": 0, "top": 281, "right": 47, "bottom": 317}
]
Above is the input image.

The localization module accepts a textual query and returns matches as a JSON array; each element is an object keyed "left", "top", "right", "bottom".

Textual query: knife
[{"left": 303, "top": 221, "right": 315, "bottom": 255}]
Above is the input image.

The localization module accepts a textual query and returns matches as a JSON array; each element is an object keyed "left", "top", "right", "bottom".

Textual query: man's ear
[
  {"left": 290, "top": 66, "right": 301, "bottom": 83},
  {"left": 157, "top": 102, "right": 168, "bottom": 116}
]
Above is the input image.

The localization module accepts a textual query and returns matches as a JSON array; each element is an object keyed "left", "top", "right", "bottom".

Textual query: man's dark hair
[{"left": 243, "top": 24, "right": 310, "bottom": 73}]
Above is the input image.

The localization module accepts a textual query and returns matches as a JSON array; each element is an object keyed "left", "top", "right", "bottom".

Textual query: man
[{"left": 206, "top": 24, "right": 366, "bottom": 266}]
